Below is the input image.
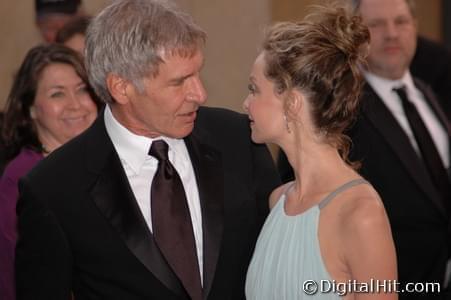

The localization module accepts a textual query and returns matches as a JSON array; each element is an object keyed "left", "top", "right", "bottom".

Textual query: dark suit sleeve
[
  {"left": 411, "top": 36, "right": 451, "bottom": 120},
  {"left": 250, "top": 141, "right": 281, "bottom": 223},
  {"left": 276, "top": 150, "right": 294, "bottom": 183},
  {"left": 347, "top": 116, "right": 375, "bottom": 179},
  {"left": 15, "top": 177, "right": 73, "bottom": 300}
]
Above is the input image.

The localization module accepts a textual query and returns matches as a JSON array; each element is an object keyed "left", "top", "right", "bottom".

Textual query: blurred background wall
[{"left": 0, "top": 0, "right": 443, "bottom": 113}]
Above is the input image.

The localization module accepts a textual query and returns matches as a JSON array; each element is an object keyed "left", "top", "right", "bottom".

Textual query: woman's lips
[{"left": 62, "top": 115, "right": 90, "bottom": 126}]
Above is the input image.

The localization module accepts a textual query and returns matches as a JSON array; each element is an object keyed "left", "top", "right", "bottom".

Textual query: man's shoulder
[
  {"left": 413, "top": 77, "right": 434, "bottom": 94},
  {"left": 195, "top": 106, "right": 250, "bottom": 136},
  {"left": 197, "top": 106, "right": 247, "bottom": 123},
  {"left": 192, "top": 106, "right": 270, "bottom": 159},
  {"left": 26, "top": 118, "right": 107, "bottom": 184}
]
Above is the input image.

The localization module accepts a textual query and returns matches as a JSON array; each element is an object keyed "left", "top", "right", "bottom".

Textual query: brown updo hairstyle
[
  {"left": 262, "top": 3, "right": 369, "bottom": 167},
  {"left": 1, "top": 44, "right": 101, "bottom": 161}
]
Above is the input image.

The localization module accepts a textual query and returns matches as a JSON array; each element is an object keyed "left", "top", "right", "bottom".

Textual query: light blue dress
[{"left": 245, "top": 179, "right": 368, "bottom": 300}]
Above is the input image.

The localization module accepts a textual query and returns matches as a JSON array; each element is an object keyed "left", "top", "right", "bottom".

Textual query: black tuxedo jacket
[
  {"left": 15, "top": 106, "right": 280, "bottom": 300},
  {"left": 411, "top": 36, "right": 451, "bottom": 120},
  {"left": 348, "top": 81, "right": 451, "bottom": 298}
]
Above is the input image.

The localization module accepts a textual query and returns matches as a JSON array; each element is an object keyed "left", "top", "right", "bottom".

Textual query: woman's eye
[
  {"left": 50, "top": 91, "right": 65, "bottom": 98},
  {"left": 248, "top": 83, "right": 256, "bottom": 95}
]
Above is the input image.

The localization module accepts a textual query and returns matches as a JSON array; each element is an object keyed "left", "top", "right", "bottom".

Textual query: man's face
[
  {"left": 359, "top": 0, "right": 417, "bottom": 79},
  {"left": 36, "top": 14, "right": 75, "bottom": 43},
  {"left": 116, "top": 50, "right": 207, "bottom": 139}
]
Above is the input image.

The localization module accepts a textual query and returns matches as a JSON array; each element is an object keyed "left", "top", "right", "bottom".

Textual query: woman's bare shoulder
[
  {"left": 334, "top": 183, "right": 397, "bottom": 297},
  {"left": 340, "top": 184, "right": 387, "bottom": 226},
  {"left": 336, "top": 183, "right": 392, "bottom": 248},
  {"left": 269, "top": 182, "right": 294, "bottom": 209}
]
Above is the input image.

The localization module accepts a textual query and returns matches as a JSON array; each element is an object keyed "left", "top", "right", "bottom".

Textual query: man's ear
[{"left": 106, "top": 73, "right": 130, "bottom": 105}]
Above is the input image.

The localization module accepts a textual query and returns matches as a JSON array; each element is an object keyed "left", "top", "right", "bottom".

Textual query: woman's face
[
  {"left": 243, "top": 53, "right": 286, "bottom": 144},
  {"left": 31, "top": 63, "right": 98, "bottom": 148}
]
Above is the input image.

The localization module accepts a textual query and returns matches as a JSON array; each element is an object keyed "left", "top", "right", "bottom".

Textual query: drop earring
[{"left": 284, "top": 114, "right": 291, "bottom": 133}]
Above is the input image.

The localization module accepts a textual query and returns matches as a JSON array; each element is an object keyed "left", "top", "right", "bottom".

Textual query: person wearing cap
[{"left": 35, "top": 0, "right": 84, "bottom": 43}]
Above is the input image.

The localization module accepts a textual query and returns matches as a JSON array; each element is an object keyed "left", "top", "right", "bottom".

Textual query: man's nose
[
  {"left": 187, "top": 76, "right": 207, "bottom": 104},
  {"left": 384, "top": 22, "right": 399, "bottom": 39}
]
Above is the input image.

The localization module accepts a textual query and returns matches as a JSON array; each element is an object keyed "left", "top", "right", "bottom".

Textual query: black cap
[{"left": 35, "top": 0, "right": 81, "bottom": 17}]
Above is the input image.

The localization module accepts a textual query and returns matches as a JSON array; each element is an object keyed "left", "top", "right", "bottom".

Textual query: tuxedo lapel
[
  {"left": 84, "top": 117, "right": 184, "bottom": 296},
  {"left": 415, "top": 79, "right": 451, "bottom": 135},
  {"left": 362, "top": 85, "right": 447, "bottom": 216},
  {"left": 415, "top": 80, "right": 451, "bottom": 176},
  {"left": 185, "top": 130, "right": 224, "bottom": 300}
]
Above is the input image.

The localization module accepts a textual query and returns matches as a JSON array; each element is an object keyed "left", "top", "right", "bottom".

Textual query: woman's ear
[
  {"left": 29, "top": 106, "right": 36, "bottom": 119},
  {"left": 285, "top": 89, "right": 303, "bottom": 120},
  {"left": 106, "top": 73, "right": 131, "bottom": 105}
]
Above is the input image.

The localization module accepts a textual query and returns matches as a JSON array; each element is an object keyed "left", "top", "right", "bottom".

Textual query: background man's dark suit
[
  {"left": 411, "top": 36, "right": 451, "bottom": 120},
  {"left": 15, "top": 106, "right": 280, "bottom": 300},
  {"left": 347, "top": 81, "right": 451, "bottom": 297}
]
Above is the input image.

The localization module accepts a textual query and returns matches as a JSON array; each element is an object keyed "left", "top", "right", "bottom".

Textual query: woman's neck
[{"left": 282, "top": 139, "right": 357, "bottom": 204}]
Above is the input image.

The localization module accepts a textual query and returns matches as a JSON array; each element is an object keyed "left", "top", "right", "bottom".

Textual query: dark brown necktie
[
  {"left": 149, "top": 140, "right": 202, "bottom": 300},
  {"left": 393, "top": 86, "right": 451, "bottom": 210}
]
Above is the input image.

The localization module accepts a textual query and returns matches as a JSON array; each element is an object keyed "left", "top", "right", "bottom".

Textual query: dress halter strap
[{"left": 318, "top": 178, "right": 369, "bottom": 210}]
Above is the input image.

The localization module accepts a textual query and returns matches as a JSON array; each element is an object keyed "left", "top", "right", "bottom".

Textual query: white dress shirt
[
  {"left": 364, "top": 71, "right": 450, "bottom": 169},
  {"left": 104, "top": 105, "right": 204, "bottom": 283}
]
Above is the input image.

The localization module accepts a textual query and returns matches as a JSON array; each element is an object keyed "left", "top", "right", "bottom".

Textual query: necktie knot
[
  {"left": 393, "top": 86, "right": 409, "bottom": 103},
  {"left": 149, "top": 140, "right": 169, "bottom": 161}
]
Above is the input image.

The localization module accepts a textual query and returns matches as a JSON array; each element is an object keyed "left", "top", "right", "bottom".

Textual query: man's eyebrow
[
  {"left": 168, "top": 73, "right": 193, "bottom": 85},
  {"left": 167, "top": 58, "right": 204, "bottom": 85}
]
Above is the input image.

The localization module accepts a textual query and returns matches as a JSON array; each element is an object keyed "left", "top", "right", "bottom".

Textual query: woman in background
[
  {"left": 0, "top": 44, "right": 99, "bottom": 300},
  {"left": 244, "top": 4, "right": 397, "bottom": 300}
]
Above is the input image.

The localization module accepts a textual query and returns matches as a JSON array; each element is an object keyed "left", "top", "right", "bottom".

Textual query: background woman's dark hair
[
  {"left": 1, "top": 44, "right": 100, "bottom": 161},
  {"left": 262, "top": 4, "right": 370, "bottom": 167},
  {"left": 55, "top": 16, "right": 91, "bottom": 44}
]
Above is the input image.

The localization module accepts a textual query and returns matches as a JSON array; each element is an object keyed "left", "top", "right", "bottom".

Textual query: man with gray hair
[
  {"left": 15, "top": 0, "right": 280, "bottom": 299},
  {"left": 347, "top": 0, "right": 451, "bottom": 298}
]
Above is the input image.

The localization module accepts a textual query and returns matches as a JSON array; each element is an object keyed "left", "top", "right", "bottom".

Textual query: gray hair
[
  {"left": 85, "top": 0, "right": 207, "bottom": 103},
  {"left": 349, "top": 0, "right": 416, "bottom": 17}
]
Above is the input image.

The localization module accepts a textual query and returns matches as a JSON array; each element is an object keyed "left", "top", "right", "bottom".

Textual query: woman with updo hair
[{"left": 244, "top": 4, "right": 397, "bottom": 300}]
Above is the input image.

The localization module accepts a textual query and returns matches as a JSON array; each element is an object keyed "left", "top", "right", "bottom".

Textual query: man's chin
[
  {"left": 370, "top": 63, "right": 407, "bottom": 80},
  {"left": 168, "top": 125, "right": 195, "bottom": 139}
]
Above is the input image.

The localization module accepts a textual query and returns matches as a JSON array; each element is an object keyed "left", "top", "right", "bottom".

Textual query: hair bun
[
  {"left": 261, "top": 2, "right": 370, "bottom": 167},
  {"left": 305, "top": 4, "right": 370, "bottom": 65}
]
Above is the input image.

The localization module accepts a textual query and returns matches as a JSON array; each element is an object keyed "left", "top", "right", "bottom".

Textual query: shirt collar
[
  {"left": 104, "top": 105, "right": 185, "bottom": 174},
  {"left": 364, "top": 70, "right": 413, "bottom": 88},
  {"left": 401, "top": 72, "right": 417, "bottom": 95},
  {"left": 364, "top": 70, "right": 417, "bottom": 99}
]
